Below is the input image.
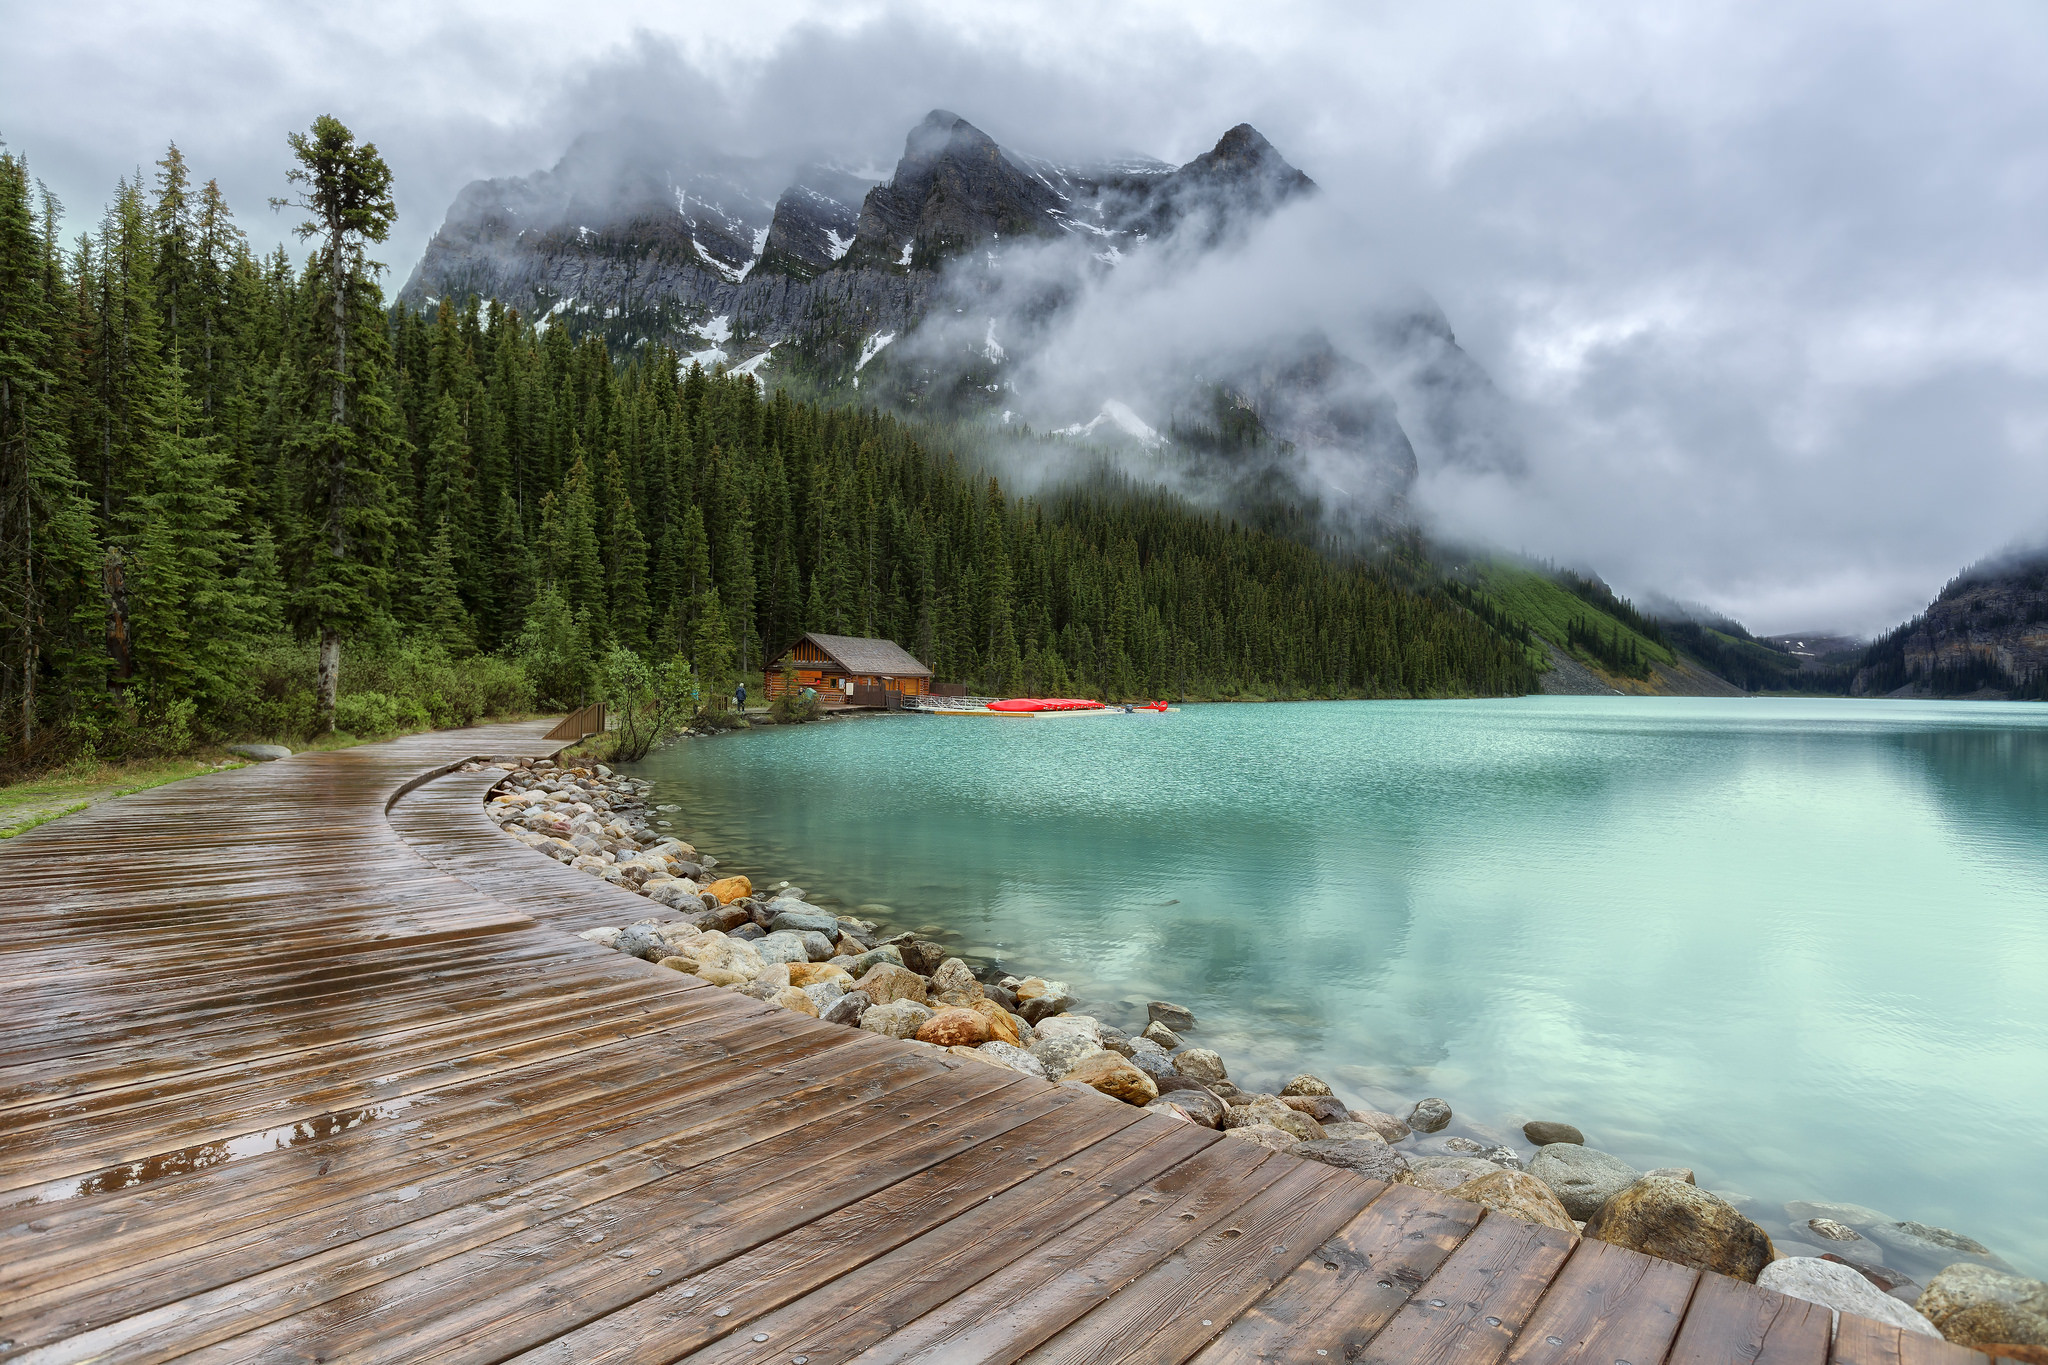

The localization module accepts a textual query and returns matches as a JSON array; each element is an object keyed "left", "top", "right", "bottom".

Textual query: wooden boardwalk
[{"left": 0, "top": 721, "right": 1997, "bottom": 1363}]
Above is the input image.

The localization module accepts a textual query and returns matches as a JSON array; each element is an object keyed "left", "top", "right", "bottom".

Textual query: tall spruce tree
[
  {"left": 270, "top": 115, "right": 399, "bottom": 733},
  {"left": 128, "top": 354, "right": 248, "bottom": 719}
]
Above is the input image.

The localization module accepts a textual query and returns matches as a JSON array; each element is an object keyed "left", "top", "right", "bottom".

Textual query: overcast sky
[{"left": 8, "top": 0, "right": 2046, "bottom": 634}]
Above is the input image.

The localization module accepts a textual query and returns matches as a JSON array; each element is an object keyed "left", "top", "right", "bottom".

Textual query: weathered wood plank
[
  {"left": 1347, "top": 1210, "right": 1577, "bottom": 1365},
  {"left": 1666, "top": 1273, "right": 1833, "bottom": 1365},
  {"left": 1830, "top": 1314, "right": 1990, "bottom": 1365},
  {"left": 1502, "top": 1234, "right": 1699, "bottom": 1365},
  {"left": 1190, "top": 1179, "right": 1483, "bottom": 1364}
]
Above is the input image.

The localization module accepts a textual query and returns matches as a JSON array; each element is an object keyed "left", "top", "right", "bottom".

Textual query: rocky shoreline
[{"left": 468, "top": 753, "right": 2048, "bottom": 1356}]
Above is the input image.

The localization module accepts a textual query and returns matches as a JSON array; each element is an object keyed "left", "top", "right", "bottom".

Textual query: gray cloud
[{"left": 7, "top": 0, "right": 2045, "bottom": 634}]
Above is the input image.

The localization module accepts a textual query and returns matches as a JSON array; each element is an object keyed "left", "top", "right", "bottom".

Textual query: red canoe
[{"left": 986, "top": 698, "right": 1108, "bottom": 713}]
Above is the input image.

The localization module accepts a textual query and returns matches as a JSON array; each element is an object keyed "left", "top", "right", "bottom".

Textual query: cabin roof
[{"left": 779, "top": 632, "right": 933, "bottom": 678}]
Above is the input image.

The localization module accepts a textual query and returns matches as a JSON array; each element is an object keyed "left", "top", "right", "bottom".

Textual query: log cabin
[{"left": 765, "top": 632, "right": 934, "bottom": 708}]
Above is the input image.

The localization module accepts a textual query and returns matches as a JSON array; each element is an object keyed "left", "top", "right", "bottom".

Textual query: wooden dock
[{"left": 0, "top": 721, "right": 1998, "bottom": 1363}]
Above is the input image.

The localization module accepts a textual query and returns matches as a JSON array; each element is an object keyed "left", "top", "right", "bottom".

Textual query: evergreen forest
[{"left": 0, "top": 122, "right": 1538, "bottom": 774}]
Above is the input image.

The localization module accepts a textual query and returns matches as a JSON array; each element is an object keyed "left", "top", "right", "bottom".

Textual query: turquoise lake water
[{"left": 627, "top": 697, "right": 2048, "bottom": 1272}]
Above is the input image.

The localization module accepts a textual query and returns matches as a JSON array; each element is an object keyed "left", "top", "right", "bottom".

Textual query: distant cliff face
[
  {"left": 1854, "top": 553, "right": 2048, "bottom": 698},
  {"left": 401, "top": 110, "right": 1521, "bottom": 508}
]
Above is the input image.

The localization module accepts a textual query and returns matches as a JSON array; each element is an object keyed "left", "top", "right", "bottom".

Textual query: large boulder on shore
[
  {"left": 1406, "top": 1098, "right": 1452, "bottom": 1133},
  {"left": 1758, "top": 1259, "right": 1941, "bottom": 1339},
  {"left": 1528, "top": 1143, "right": 1640, "bottom": 1220},
  {"left": 1917, "top": 1264, "right": 2048, "bottom": 1347},
  {"left": 1584, "top": 1177, "right": 1775, "bottom": 1283},
  {"left": 1172, "top": 1048, "right": 1228, "bottom": 1085},
  {"left": 1450, "top": 1170, "right": 1578, "bottom": 1235}
]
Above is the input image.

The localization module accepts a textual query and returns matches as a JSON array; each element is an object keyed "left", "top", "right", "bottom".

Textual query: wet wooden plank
[
  {"left": 1502, "top": 1235, "right": 1698, "bottom": 1365},
  {"left": 1830, "top": 1314, "right": 1990, "bottom": 1365},
  {"left": 1017, "top": 1160, "right": 1386, "bottom": 1365},
  {"left": 0, "top": 1018, "right": 872, "bottom": 1314},
  {"left": 1348, "top": 1210, "right": 1578, "bottom": 1365},
  {"left": 174, "top": 1069, "right": 1056, "bottom": 1364},
  {"left": 443, "top": 1091, "right": 1169, "bottom": 1364},
  {"left": 1190, "top": 1179, "right": 1484, "bottom": 1364},
  {"left": 1666, "top": 1273, "right": 1833, "bottom": 1365}
]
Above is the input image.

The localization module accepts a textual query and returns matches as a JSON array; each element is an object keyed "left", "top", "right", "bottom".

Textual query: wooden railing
[{"left": 543, "top": 703, "right": 607, "bottom": 742}]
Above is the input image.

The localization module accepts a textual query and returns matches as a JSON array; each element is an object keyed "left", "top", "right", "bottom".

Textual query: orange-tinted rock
[
  {"left": 968, "top": 998, "right": 1020, "bottom": 1045},
  {"left": 703, "top": 875, "right": 753, "bottom": 904},
  {"left": 1064, "top": 1052, "right": 1159, "bottom": 1106},
  {"left": 917, "top": 1008, "right": 993, "bottom": 1048},
  {"left": 788, "top": 962, "right": 853, "bottom": 987}
]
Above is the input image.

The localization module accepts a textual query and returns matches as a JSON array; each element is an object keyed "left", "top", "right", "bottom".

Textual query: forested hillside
[{"left": 0, "top": 123, "right": 1533, "bottom": 772}]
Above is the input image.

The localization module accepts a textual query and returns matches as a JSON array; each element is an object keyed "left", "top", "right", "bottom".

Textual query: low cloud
[{"left": 9, "top": 0, "right": 2046, "bottom": 634}]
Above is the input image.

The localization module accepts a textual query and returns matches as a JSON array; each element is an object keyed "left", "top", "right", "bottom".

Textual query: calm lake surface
[{"left": 628, "top": 697, "right": 2048, "bottom": 1271}]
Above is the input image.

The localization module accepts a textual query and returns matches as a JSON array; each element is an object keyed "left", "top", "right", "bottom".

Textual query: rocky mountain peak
[{"left": 846, "top": 110, "right": 1065, "bottom": 268}]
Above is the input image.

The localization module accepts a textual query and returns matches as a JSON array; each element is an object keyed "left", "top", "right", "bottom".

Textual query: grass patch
[
  {"left": 1467, "top": 561, "right": 1676, "bottom": 671},
  {"left": 0, "top": 754, "right": 245, "bottom": 838}
]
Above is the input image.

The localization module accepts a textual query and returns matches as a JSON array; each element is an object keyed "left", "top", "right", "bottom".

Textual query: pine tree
[
  {"left": 419, "top": 518, "right": 473, "bottom": 656},
  {"left": 0, "top": 154, "right": 102, "bottom": 745},
  {"left": 270, "top": 115, "right": 399, "bottom": 733},
  {"left": 128, "top": 353, "right": 249, "bottom": 719},
  {"left": 602, "top": 451, "right": 649, "bottom": 653}
]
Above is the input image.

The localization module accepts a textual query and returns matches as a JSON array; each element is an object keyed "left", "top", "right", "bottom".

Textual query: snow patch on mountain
[
  {"left": 825, "top": 228, "right": 853, "bottom": 261},
  {"left": 856, "top": 331, "right": 896, "bottom": 371},
  {"left": 1054, "top": 400, "right": 1166, "bottom": 448},
  {"left": 981, "top": 319, "right": 1006, "bottom": 363}
]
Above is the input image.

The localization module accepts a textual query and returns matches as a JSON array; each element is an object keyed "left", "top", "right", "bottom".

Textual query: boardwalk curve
[{"left": 0, "top": 722, "right": 1997, "bottom": 1362}]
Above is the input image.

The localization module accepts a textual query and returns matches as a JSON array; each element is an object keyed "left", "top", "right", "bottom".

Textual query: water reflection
[{"left": 631, "top": 697, "right": 2048, "bottom": 1269}]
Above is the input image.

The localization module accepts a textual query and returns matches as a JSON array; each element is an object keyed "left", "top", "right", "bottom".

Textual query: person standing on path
[{"left": 734, "top": 679, "right": 746, "bottom": 712}]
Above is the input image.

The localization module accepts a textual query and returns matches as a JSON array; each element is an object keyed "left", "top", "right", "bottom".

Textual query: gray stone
[
  {"left": 844, "top": 945, "right": 906, "bottom": 976},
  {"left": 1784, "top": 1200, "right": 1894, "bottom": 1228},
  {"left": 1125, "top": 1049, "right": 1179, "bottom": 1085},
  {"left": 1297, "top": 1139, "right": 1412, "bottom": 1182},
  {"left": 1345, "top": 1110, "right": 1411, "bottom": 1143},
  {"left": 1400, "top": 1156, "right": 1502, "bottom": 1193},
  {"left": 1527, "top": 1144, "right": 1641, "bottom": 1220},
  {"left": 801, "top": 980, "right": 848, "bottom": 1013},
  {"left": 736, "top": 979, "right": 780, "bottom": 1002},
  {"left": 1029, "top": 1033, "right": 1110, "bottom": 1081},
  {"left": 1097, "top": 1025, "right": 1133, "bottom": 1057},
  {"left": 1406, "top": 1098, "right": 1452, "bottom": 1133},
  {"left": 1320, "top": 1122, "right": 1389, "bottom": 1143},
  {"left": 1157, "top": 1088, "right": 1226, "bottom": 1128},
  {"left": 793, "top": 929, "right": 839, "bottom": 962},
  {"left": 1018, "top": 992, "right": 1075, "bottom": 1025},
  {"left": 754, "top": 932, "right": 813, "bottom": 966},
  {"left": 612, "top": 924, "right": 670, "bottom": 962},
  {"left": 1147, "top": 1000, "right": 1197, "bottom": 1030},
  {"left": 1644, "top": 1167, "right": 1695, "bottom": 1184},
  {"left": 729, "top": 922, "right": 766, "bottom": 941},
  {"left": 1807, "top": 1218, "right": 1861, "bottom": 1242},
  {"left": 820, "top": 991, "right": 871, "bottom": 1026},
  {"left": 1172, "top": 1048, "right": 1227, "bottom": 1085},
  {"left": 1916, "top": 1263, "right": 2048, "bottom": 1335},
  {"left": 1758, "top": 1259, "right": 1941, "bottom": 1339},
  {"left": 226, "top": 743, "right": 292, "bottom": 761},
  {"left": 1522, "top": 1120, "right": 1584, "bottom": 1146},
  {"left": 1141, "top": 1021, "right": 1182, "bottom": 1050},
  {"left": 767, "top": 908, "right": 841, "bottom": 936},
  {"left": 1034, "top": 1015, "right": 1102, "bottom": 1045},
  {"left": 975, "top": 1041, "right": 1048, "bottom": 1079},
  {"left": 859, "top": 999, "right": 935, "bottom": 1039},
  {"left": 1280, "top": 1074, "right": 1334, "bottom": 1097},
  {"left": 1867, "top": 1220, "right": 2004, "bottom": 1268}
]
